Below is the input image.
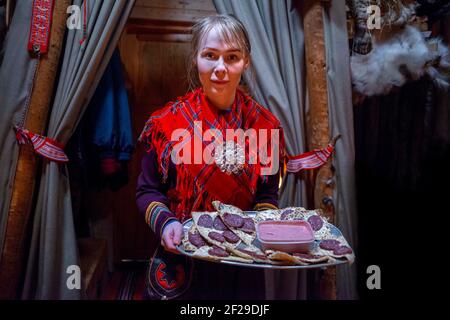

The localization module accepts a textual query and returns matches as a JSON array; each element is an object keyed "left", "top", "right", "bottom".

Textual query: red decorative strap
[
  {"left": 15, "top": 126, "right": 69, "bottom": 163},
  {"left": 28, "top": 0, "right": 55, "bottom": 54},
  {"left": 286, "top": 135, "right": 340, "bottom": 173},
  {"left": 286, "top": 145, "right": 334, "bottom": 172}
]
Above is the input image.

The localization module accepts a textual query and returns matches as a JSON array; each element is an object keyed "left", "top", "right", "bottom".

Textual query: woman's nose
[{"left": 214, "top": 57, "right": 226, "bottom": 77}]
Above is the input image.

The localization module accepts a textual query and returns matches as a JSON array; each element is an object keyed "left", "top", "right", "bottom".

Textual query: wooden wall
[
  {"left": 112, "top": 0, "right": 216, "bottom": 262},
  {"left": 131, "top": 0, "right": 216, "bottom": 22}
]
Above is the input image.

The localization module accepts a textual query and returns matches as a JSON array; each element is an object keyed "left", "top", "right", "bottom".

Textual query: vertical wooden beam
[
  {"left": 302, "top": 0, "right": 337, "bottom": 300},
  {"left": 0, "top": 0, "right": 71, "bottom": 299}
]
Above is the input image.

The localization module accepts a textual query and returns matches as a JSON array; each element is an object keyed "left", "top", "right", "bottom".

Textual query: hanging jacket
[
  {"left": 89, "top": 49, "right": 134, "bottom": 163},
  {"left": 69, "top": 48, "right": 134, "bottom": 191}
]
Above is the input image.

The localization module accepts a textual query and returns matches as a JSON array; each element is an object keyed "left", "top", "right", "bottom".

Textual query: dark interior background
[{"left": 354, "top": 76, "right": 450, "bottom": 299}]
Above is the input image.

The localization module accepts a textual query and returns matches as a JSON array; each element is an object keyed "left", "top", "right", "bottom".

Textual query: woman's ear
[{"left": 244, "top": 56, "right": 250, "bottom": 70}]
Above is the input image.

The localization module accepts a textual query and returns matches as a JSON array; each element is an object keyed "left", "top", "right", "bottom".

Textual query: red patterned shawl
[{"left": 139, "top": 88, "right": 285, "bottom": 221}]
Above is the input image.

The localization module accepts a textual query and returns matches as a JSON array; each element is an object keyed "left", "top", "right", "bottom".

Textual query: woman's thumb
[{"left": 173, "top": 225, "right": 182, "bottom": 245}]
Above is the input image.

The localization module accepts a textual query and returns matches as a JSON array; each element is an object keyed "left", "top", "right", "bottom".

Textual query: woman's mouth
[{"left": 211, "top": 80, "right": 229, "bottom": 85}]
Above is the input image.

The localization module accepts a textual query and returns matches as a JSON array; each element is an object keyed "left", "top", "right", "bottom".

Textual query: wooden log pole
[
  {"left": 302, "top": 0, "right": 337, "bottom": 300},
  {"left": 0, "top": 0, "right": 71, "bottom": 299}
]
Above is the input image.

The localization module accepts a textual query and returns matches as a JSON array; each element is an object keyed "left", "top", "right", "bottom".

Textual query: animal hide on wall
[
  {"left": 351, "top": 25, "right": 450, "bottom": 97},
  {"left": 348, "top": 0, "right": 418, "bottom": 53}
]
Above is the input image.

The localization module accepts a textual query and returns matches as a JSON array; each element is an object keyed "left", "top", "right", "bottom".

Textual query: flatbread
[
  {"left": 181, "top": 223, "right": 199, "bottom": 252},
  {"left": 265, "top": 250, "right": 303, "bottom": 265},
  {"left": 212, "top": 201, "right": 256, "bottom": 246},
  {"left": 254, "top": 210, "right": 281, "bottom": 222},
  {"left": 292, "top": 253, "right": 331, "bottom": 264},
  {"left": 192, "top": 211, "right": 242, "bottom": 250},
  {"left": 279, "top": 207, "right": 309, "bottom": 220},
  {"left": 314, "top": 236, "right": 355, "bottom": 264},
  {"left": 228, "top": 243, "right": 273, "bottom": 264},
  {"left": 192, "top": 245, "right": 254, "bottom": 264}
]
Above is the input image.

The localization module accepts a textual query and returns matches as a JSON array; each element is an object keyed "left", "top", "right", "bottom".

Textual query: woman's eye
[
  {"left": 204, "top": 52, "right": 215, "bottom": 59},
  {"left": 227, "top": 54, "right": 238, "bottom": 61}
]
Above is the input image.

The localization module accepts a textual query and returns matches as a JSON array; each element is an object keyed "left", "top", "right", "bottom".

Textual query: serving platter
[{"left": 176, "top": 211, "right": 350, "bottom": 270}]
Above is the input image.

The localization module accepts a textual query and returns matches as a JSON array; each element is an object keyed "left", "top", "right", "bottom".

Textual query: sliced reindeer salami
[
  {"left": 213, "top": 201, "right": 258, "bottom": 246},
  {"left": 307, "top": 215, "right": 324, "bottom": 231},
  {"left": 280, "top": 209, "right": 294, "bottom": 220},
  {"left": 319, "top": 239, "right": 341, "bottom": 251},
  {"left": 213, "top": 216, "right": 227, "bottom": 231},
  {"left": 223, "top": 230, "right": 240, "bottom": 243},
  {"left": 208, "top": 245, "right": 229, "bottom": 257},
  {"left": 208, "top": 231, "right": 225, "bottom": 243},
  {"left": 198, "top": 214, "right": 213, "bottom": 228},
  {"left": 333, "top": 246, "right": 353, "bottom": 256},
  {"left": 241, "top": 218, "right": 255, "bottom": 233},
  {"left": 223, "top": 212, "right": 244, "bottom": 228},
  {"left": 188, "top": 232, "right": 206, "bottom": 248}
]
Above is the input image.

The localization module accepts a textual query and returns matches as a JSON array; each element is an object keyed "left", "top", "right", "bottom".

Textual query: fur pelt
[
  {"left": 350, "top": 0, "right": 417, "bottom": 28},
  {"left": 351, "top": 25, "right": 450, "bottom": 96},
  {"left": 348, "top": 0, "right": 418, "bottom": 54},
  {"left": 426, "top": 37, "right": 450, "bottom": 87}
]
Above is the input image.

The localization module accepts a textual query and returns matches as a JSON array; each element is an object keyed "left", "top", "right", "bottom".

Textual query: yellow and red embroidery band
[
  {"left": 28, "top": 0, "right": 55, "bottom": 54},
  {"left": 254, "top": 203, "right": 278, "bottom": 211},
  {"left": 145, "top": 201, "right": 177, "bottom": 237}
]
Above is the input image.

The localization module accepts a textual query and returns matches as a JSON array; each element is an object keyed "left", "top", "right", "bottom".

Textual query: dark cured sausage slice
[
  {"left": 213, "top": 216, "right": 228, "bottom": 231},
  {"left": 208, "top": 231, "right": 225, "bottom": 243},
  {"left": 222, "top": 230, "right": 240, "bottom": 243},
  {"left": 208, "top": 245, "right": 229, "bottom": 257},
  {"left": 307, "top": 215, "right": 323, "bottom": 231},
  {"left": 188, "top": 232, "right": 206, "bottom": 248},
  {"left": 198, "top": 214, "right": 213, "bottom": 228},
  {"left": 223, "top": 212, "right": 244, "bottom": 228},
  {"left": 280, "top": 209, "right": 294, "bottom": 220},
  {"left": 333, "top": 246, "right": 353, "bottom": 255},
  {"left": 319, "top": 239, "right": 341, "bottom": 250},
  {"left": 241, "top": 218, "right": 255, "bottom": 233}
]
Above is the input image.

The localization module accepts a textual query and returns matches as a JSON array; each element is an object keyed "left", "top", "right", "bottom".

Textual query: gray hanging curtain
[
  {"left": 323, "top": 1, "right": 358, "bottom": 300},
  {"left": 213, "top": 0, "right": 308, "bottom": 300},
  {"left": 213, "top": 0, "right": 358, "bottom": 299},
  {"left": 0, "top": 5, "right": 6, "bottom": 63},
  {"left": 0, "top": 0, "right": 36, "bottom": 269},
  {"left": 21, "top": 0, "right": 135, "bottom": 299}
]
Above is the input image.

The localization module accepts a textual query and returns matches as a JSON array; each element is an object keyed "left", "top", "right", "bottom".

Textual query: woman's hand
[{"left": 161, "top": 221, "right": 183, "bottom": 254}]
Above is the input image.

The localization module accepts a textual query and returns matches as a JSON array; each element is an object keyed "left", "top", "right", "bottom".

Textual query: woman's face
[{"left": 196, "top": 27, "right": 249, "bottom": 110}]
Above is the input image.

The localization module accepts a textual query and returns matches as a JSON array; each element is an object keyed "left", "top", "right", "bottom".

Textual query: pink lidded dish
[{"left": 256, "top": 220, "right": 315, "bottom": 253}]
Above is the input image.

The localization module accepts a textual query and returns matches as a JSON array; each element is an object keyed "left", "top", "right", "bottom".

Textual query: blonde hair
[{"left": 187, "top": 14, "right": 252, "bottom": 91}]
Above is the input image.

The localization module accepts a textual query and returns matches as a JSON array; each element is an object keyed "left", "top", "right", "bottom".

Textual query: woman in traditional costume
[{"left": 136, "top": 14, "right": 285, "bottom": 299}]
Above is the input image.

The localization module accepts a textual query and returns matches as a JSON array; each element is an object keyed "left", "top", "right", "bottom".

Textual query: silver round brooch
[{"left": 214, "top": 140, "right": 245, "bottom": 175}]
